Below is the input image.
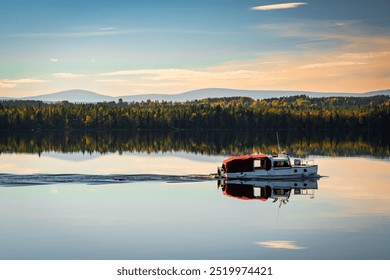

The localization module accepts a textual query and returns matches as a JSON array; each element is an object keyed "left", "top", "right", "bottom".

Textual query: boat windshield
[{"left": 273, "top": 160, "right": 291, "bottom": 168}]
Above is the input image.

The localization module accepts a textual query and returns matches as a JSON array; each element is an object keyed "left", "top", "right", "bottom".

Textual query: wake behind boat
[{"left": 217, "top": 152, "right": 318, "bottom": 179}]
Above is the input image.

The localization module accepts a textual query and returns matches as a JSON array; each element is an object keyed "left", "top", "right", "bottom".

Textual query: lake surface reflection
[{"left": 0, "top": 131, "right": 389, "bottom": 259}]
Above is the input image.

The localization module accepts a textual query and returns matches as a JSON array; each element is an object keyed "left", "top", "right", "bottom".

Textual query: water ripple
[{"left": 0, "top": 173, "right": 215, "bottom": 186}]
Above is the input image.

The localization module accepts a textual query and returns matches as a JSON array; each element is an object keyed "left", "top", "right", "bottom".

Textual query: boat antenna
[{"left": 276, "top": 131, "right": 281, "bottom": 154}]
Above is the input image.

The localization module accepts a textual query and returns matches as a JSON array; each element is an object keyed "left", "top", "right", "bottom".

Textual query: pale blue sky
[{"left": 1, "top": 0, "right": 390, "bottom": 97}]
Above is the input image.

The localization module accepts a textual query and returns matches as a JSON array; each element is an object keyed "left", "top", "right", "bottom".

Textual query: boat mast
[{"left": 276, "top": 131, "right": 281, "bottom": 154}]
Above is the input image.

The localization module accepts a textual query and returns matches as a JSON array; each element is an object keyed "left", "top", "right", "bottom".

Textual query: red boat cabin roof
[
  {"left": 222, "top": 154, "right": 267, "bottom": 165},
  {"left": 222, "top": 154, "right": 268, "bottom": 173}
]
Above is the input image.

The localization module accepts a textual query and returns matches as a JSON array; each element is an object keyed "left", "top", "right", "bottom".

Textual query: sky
[{"left": 1, "top": 0, "right": 390, "bottom": 98}]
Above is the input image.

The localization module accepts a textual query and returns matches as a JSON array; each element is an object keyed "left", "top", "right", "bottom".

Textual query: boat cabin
[{"left": 221, "top": 154, "right": 291, "bottom": 173}]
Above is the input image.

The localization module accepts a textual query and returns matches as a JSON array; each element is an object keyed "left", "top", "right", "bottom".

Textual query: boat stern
[{"left": 217, "top": 166, "right": 226, "bottom": 179}]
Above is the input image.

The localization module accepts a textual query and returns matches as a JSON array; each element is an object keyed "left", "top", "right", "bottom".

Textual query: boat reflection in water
[{"left": 218, "top": 179, "right": 318, "bottom": 207}]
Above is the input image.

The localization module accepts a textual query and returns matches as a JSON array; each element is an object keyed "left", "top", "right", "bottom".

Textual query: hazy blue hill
[
  {"left": 21, "top": 89, "right": 116, "bottom": 103},
  {"left": 363, "top": 89, "right": 390, "bottom": 96}
]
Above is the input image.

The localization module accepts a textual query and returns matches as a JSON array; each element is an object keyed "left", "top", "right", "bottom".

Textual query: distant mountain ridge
[
  {"left": 2, "top": 88, "right": 390, "bottom": 103},
  {"left": 21, "top": 89, "right": 115, "bottom": 103}
]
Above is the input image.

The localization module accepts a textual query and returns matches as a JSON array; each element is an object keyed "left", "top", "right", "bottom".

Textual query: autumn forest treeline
[{"left": 1, "top": 95, "right": 389, "bottom": 132}]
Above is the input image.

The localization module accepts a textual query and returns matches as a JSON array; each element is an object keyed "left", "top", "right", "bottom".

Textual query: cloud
[
  {"left": 95, "top": 68, "right": 287, "bottom": 94},
  {"left": 95, "top": 39, "right": 390, "bottom": 94},
  {"left": 251, "top": 2, "right": 307, "bottom": 11},
  {"left": 339, "top": 51, "right": 390, "bottom": 59},
  {"left": 298, "top": 61, "right": 367, "bottom": 69},
  {"left": 99, "top": 68, "right": 258, "bottom": 82},
  {"left": 95, "top": 79, "right": 185, "bottom": 89},
  {"left": 50, "top": 58, "right": 58, "bottom": 62},
  {"left": 0, "top": 82, "right": 17, "bottom": 89},
  {"left": 255, "top": 241, "right": 306, "bottom": 250},
  {"left": 254, "top": 19, "right": 356, "bottom": 41},
  {"left": 245, "top": 17, "right": 390, "bottom": 92},
  {"left": 52, "top": 73, "right": 85, "bottom": 78},
  {"left": 97, "top": 68, "right": 265, "bottom": 92},
  {"left": 0, "top": 78, "right": 47, "bottom": 89},
  {"left": 0, "top": 78, "right": 47, "bottom": 84}
]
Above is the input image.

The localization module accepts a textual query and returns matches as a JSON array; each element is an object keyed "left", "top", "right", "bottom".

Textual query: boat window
[
  {"left": 254, "top": 159, "right": 267, "bottom": 169},
  {"left": 273, "top": 160, "right": 291, "bottom": 168}
]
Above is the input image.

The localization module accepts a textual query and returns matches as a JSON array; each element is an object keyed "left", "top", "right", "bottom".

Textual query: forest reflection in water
[{"left": 0, "top": 129, "right": 389, "bottom": 158}]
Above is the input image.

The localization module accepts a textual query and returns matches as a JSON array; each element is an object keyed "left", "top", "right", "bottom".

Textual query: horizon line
[{"left": 1, "top": 87, "right": 390, "bottom": 100}]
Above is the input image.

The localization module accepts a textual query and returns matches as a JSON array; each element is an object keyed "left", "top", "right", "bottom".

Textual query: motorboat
[{"left": 217, "top": 152, "right": 318, "bottom": 179}]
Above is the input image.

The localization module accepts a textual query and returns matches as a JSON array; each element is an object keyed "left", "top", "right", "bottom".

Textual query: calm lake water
[{"left": 0, "top": 131, "right": 389, "bottom": 260}]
